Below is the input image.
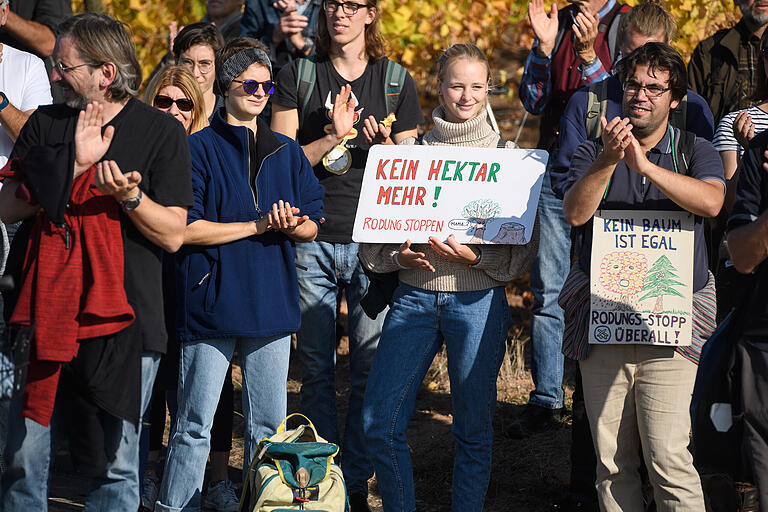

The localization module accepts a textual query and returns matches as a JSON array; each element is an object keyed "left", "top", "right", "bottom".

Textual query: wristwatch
[
  {"left": 120, "top": 188, "right": 143, "bottom": 211},
  {"left": 0, "top": 92, "right": 9, "bottom": 112}
]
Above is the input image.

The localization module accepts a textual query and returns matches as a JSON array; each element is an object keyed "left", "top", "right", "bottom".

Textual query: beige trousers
[{"left": 580, "top": 344, "right": 705, "bottom": 512}]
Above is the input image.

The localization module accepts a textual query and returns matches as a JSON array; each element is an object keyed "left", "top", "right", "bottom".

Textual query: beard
[
  {"left": 65, "top": 94, "right": 89, "bottom": 110},
  {"left": 738, "top": 3, "right": 768, "bottom": 27}
]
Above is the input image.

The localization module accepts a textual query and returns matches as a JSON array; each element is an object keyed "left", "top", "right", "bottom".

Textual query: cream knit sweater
[{"left": 357, "top": 106, "right": 540, "bottom": 292}]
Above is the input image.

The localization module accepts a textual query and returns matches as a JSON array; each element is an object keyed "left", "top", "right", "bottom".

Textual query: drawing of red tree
[{"left": 599, "top": 251, "right": 648, "bottom": 310}]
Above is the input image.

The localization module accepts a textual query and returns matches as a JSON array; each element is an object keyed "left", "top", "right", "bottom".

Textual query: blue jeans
[
  {"left": 362, "top": 283, "right": 510, "bottom": 512},
  {"left": 295, "top": 241, "right": 382, "bottom": 495},
  {"left": 528, "top": 171, "right": 569, "bottom": 409},
  {"left": 156, "top": 335, "right": 290, "bottom": 512},
  {"left": 1, "top": 352, "right": 159, "bottom": 510}
]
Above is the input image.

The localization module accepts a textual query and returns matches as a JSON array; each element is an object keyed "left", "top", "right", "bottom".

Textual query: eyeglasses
[
  {"left": 180, "top": 58, "right": 213, "bottom": 75},
  {"left": 154, "top": 95, "right": 194, "bottom": 112},
  {"left": 54, "top": 60, "right": 92, "bottom": 74},
  {"left": 231, "top": 79, "right": 276, "bottom": 96},
  {"left": 623, "top": 80, "right": 671, "bottom": 99},
  {"left": 323, "top": 0, "right": 368, "bottom": 16}
]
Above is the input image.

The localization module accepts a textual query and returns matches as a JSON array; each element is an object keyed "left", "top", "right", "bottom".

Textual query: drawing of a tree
[
  {"left": 599, "top": 252, "right": 647, "bottom": 310},
  {"left": 639, "top": 255, "right": 685, "bottom": 314},
  {"left": 462, "top": 199, "right": 501, "bottom": 244}
]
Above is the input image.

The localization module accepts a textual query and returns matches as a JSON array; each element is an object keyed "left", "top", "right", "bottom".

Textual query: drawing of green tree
[
  {"left": 462, "top": 199, "right": 501, "bottom": 244},
  {"left": 638, "top": 255, "right": 685, "bottom": 314}
]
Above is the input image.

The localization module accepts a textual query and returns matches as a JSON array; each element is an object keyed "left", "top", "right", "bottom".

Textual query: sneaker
[
  {"left": 505, "top": 404, "right": 563, "bottom": 439},
  {"left": 348, "top": 492, "right": 371, "bottom": 512},
  {"left": 203, "top": 479, "right": 240, "bottom": 512},
  {"left": 140, "top": 470, "right": 160, "bottom": 511}
]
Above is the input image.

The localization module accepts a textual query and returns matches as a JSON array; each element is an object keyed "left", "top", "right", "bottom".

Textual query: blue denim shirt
[{"left": 241, "top": 0, "right": 322, "bottom": 60}]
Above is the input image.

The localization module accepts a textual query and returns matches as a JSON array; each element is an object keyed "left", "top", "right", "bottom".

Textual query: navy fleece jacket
[{"left": 175, "top": 111, "right": 324, "bottom": 341}]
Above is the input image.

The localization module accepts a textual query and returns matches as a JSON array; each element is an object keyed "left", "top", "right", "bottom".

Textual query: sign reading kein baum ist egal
[
  {"left": 352, "top": 145, "right": 548, "bottom": 244},
  {"left": 589, "top": 210, "right": 694, "bottom": 346}
]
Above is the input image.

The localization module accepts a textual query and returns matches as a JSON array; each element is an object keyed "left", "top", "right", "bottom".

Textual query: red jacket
[{"left": 0, "top": 160, "right": 134, "bottom": 425}]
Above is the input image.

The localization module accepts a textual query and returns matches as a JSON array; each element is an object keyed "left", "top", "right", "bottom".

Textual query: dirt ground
[
  {"left": 47, "top": 284, "right": 583, "bottom": 512},
  {"left": 42, "top": 39, "right": 579, "bottom": 512}
]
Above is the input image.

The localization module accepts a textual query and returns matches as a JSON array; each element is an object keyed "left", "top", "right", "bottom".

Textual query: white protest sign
[
  {"left": 351, "top": 145, "right": 547, "bottom": 244},
  {"left": 589, "top": 210, "right": 694, "bottom": 346}
]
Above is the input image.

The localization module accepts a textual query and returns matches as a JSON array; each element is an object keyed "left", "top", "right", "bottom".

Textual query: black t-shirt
[
  {"left": 273, "top": 57, "right": 424, "bottom": 242},
  {"left": 10, "top": 98, "right": 193, "bottom": 353}
]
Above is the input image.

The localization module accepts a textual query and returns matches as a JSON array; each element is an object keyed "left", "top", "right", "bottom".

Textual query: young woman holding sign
[{"left": 358, "top": 43, "right": 539, "bottom": 512}]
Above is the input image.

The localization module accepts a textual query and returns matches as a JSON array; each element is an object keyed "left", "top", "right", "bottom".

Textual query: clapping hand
[
  {"left": 74, "top": 102, "right": 115, "bottom": 178},
  {"left": 734, "top": 111, "right": 755, "bottom": 150},
  {"left": 267, "top": 200, "right": 308, "bottom": 234},
  {"left": 362, "top": 115, "right": 393, "bottom": 144},
  {"left": 599, "top": 116, "right": 633, "bottom": 166},
  {"left": 331, "top": 85, "right": 356, "bottom": 141},
  {"left": 528, "top": 0, "right": 559, "bottom": 57}
]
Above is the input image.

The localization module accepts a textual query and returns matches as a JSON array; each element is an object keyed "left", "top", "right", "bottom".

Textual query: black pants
[{"left": 737, "top": 340, "right": 768, "bottom": 511}]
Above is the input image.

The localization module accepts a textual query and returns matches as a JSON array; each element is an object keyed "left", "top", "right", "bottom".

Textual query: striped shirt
[{"left": 713, "top": 105, "right": 768, "bottom": 156}]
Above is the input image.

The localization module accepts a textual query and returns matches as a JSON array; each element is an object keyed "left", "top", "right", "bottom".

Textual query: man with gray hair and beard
[
  {"left": 689, "top": 0, "right": 768, "bottom": 123},
  {"left": 0, "top": 13, "right": 191, "bottom": 510}
]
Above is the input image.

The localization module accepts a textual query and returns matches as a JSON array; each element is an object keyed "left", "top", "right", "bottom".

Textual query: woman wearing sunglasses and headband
[{"left": 155, "top": 38, "right": 324, "bottom": 512}]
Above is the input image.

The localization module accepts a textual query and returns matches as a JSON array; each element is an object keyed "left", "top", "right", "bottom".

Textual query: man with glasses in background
[
  {"left": 560, "top": 42, "right": 724, "bottom": 511},
  {"left": 172, "top": 22, "right": 226, "bottom": 122}
]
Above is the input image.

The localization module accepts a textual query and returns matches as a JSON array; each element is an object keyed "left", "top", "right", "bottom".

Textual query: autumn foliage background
[{"left": 72, "top": 0, "right": 740, "bottom": 97}]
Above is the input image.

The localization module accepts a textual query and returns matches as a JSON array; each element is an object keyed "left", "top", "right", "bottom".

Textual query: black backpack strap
[
  {"left": 384, "top": 59, "right": 407, "bottom": 116},
  {"left": 669, "top": 93, "right": 688, "bottom": 133},
  {"left": 296, "top": 56, "right": 317, "bottom": 120},
  {"left": 670, "top": 124, "right": 696, "bottom": 175},
  {"left": 585, "top": 78, "right": 609, "bottom": 139}
]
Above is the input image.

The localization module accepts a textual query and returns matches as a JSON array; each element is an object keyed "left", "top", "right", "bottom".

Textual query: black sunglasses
[
  {"left": 154, "top": 95, "right": 194, "bottom": 112},
  {"left": 231, "top": 79, "right": 276, "bottom": 96}
]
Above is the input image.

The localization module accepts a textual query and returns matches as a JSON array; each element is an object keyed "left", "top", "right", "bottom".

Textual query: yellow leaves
[
  {"left": 74, "top": 0, "right": 206, "bottom": 89},
  {"left": 72, "top": 0, "right": 738, "bottom": 94}
]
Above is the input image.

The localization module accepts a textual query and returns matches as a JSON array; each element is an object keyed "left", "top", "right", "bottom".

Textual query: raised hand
[
  {"left": 599, "top": 116, "right": 633, "bottom": 165},
  {"left": 428, "top": 235, "right": 480, "bottom": 265},
  {"left": 733, "top": 111, "right": 755, "bottom": 150},
  {"left": 573, "top": 9, "right": 599, "bottom": 63},
  {"left": 168, "top": 21, "right": 183, "bottom": 55},
  {"left": 395, "top": 240, "right": 435, "bottom": 272},
  {"left": 331, "top": 84, "right": 356, "bottom": 141},
  {"left": 361, "top": 115, "right": 392, "bottom": 144},
  {"left": 529, "top": 0, "right": 559, "bottom": 57},
  {"left": 75, "top": 102, "right": 115, "bottom": 178}
]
